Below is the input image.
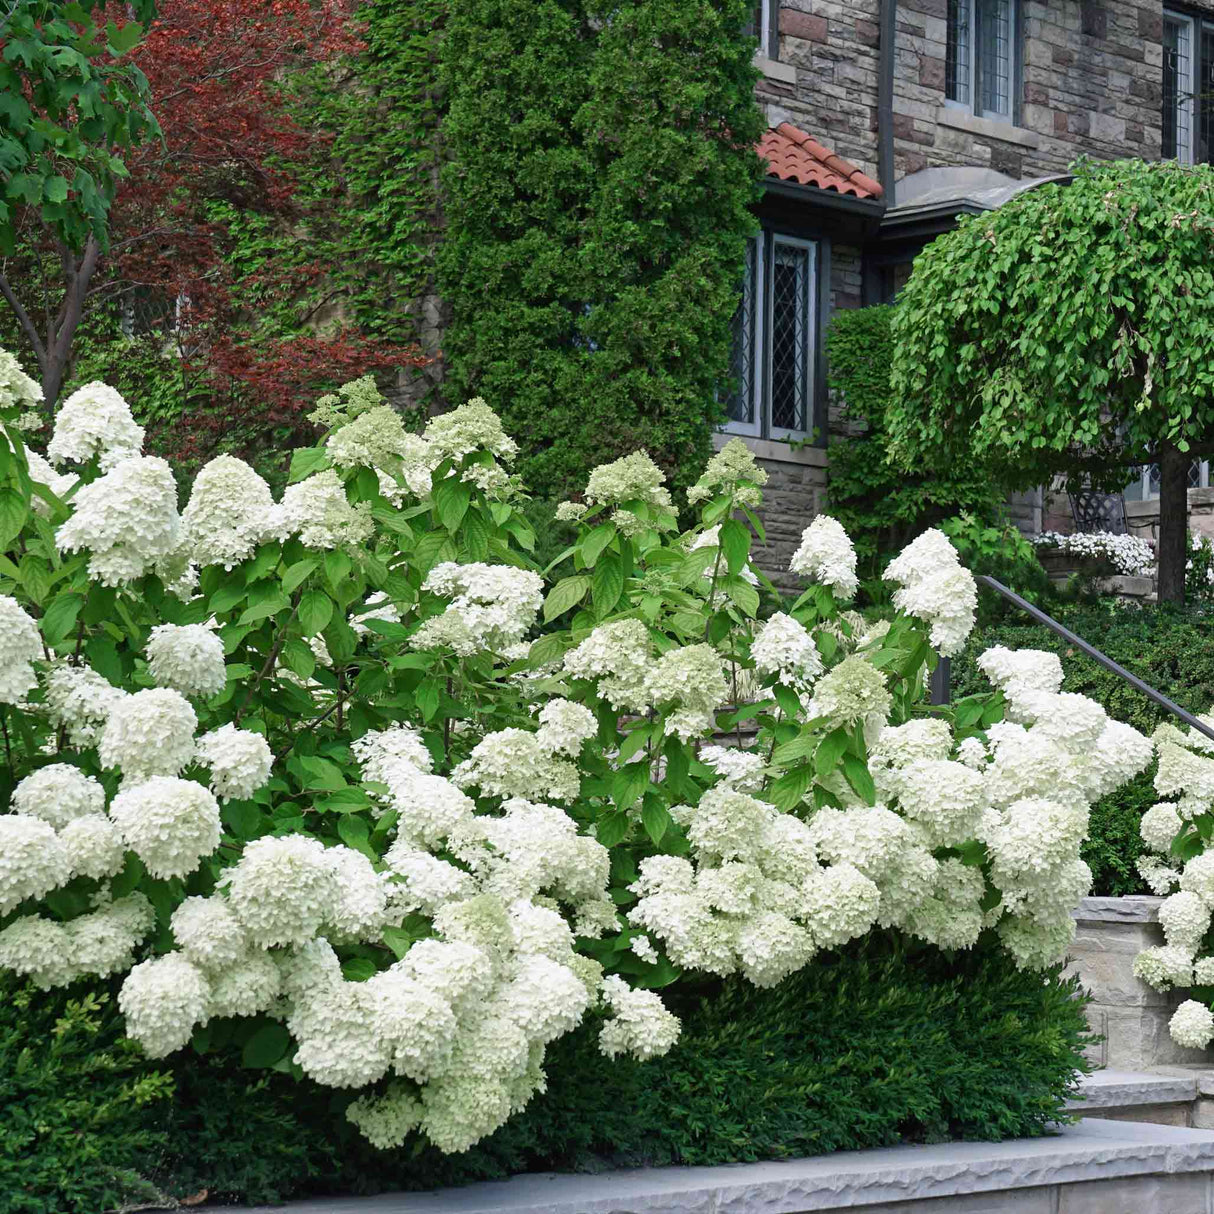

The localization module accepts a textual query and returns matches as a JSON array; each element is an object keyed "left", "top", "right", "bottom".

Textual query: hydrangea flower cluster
[
  {"left": 45, "top": 382, "right": 145, "bottom": 470},
  {"left": 0, "top": 596, "right": 42, "bottom": 705},
  {"left": 1132, "top": 714, "right": 1214, "bottom": 1049},
  {"left": 883, "top": 528, "right": 978, "bottom": 656},
  {"left": 412, "top": 563, "right": 544, "bottom": 656},
  {"left": 789, "top": 515, "right": 859, "bottom": 598}
]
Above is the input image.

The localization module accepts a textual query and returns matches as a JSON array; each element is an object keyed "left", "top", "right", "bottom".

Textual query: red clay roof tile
[{"left": 758, "top": 122, "right": 884, "bottom": 199}]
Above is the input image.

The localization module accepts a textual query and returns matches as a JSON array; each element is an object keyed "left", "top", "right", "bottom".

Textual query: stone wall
[{"left": 1127, "top": 489, "right": 1214, "bottom": 544}]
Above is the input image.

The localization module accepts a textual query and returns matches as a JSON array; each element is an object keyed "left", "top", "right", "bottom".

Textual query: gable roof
[{"left": 758, "top": 122, "right": 883, "bottom": 199}]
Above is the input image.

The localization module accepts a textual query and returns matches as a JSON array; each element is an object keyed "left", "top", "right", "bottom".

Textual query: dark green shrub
[
  {"left": 437, "top": 0, "right": 763, "bottom": 498},
  {"left": 152, "top": 934, "right": 1090, "bottom": 1202},
  {"left": 0, "top": 976, "right": 173, "bottom": 1214},
  {"left": 826, "top": 305, "right": 1016, "bottom": 596},
  {"left": 952, "top": 601, "right": 1214, "bottom": 895}
]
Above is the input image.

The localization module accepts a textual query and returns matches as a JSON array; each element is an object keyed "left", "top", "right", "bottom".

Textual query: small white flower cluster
[
  {"left": 180, "top": 455, "right": 289, "bottom": 570},
  {"left": 280, "top": 469, "right": 374, "bottom": 551},
  {"left": 1033, "top": 530, "right": 1155, "bottom": 577},
  {"left": 24, "top": 448, "right": 77, "bottom": 513},
  {"left": 0, "top": 596, "right": 42, "bottom": 705},
  {"left": 1133, "top": 714, "right": 1214, "bottom": 1048},
  {"left": 145, "top": 622, "right": 227, "bottom": 699},
  {"left": 563, "top": 619, "right": 654, "bottom": 712},
  {"left": 55, "top": 456, "right": 184, "bottom": 587},
  {"left": 46, "top": 382, "right": 145, "bottom": 471},
  {"left": 577, "top": 451, "right": 676, "bottom": 535},
  {"left": 751, "top": 612, "right": 823, "bottom": 693},
  {"left": 789, "top": 516, "right": 859, "bottom": 599},
  {"left": 883, "top": 529, "right": 977, "bottom": 657},
  {"left": 411, "top": 563, "right": 544, "bottom": 656},
  {"left": 642, "top": 644, "right": 729, "bottom": 740},
  {"left": 686, "top": 438, "right": 767, "bottom": 508},
  {"left": 0, "top": 348, "right": 43, "bottom": 413}
]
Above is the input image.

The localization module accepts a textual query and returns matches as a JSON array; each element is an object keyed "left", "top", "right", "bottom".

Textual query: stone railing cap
[{"left": 1072, "top": 895, "right": 1163, "bottom": 923}]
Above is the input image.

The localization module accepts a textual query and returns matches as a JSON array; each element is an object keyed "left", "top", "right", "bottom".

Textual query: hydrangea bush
[
  {"left": 1131, "top": 716, "right": 1214, "bottom": 1050},
  {"left": 0, "top": 351, "right": 1153, "bottom": 1153}
]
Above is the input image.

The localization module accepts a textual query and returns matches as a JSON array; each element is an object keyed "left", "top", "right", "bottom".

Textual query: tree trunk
[{"left": 1157, "top": 439, "right": 1189, "bottom": 604}]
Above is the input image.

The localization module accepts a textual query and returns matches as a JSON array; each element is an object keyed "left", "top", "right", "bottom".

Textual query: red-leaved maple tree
[{"left": 2, "top": 0, "right": 426, "bottom": 464}]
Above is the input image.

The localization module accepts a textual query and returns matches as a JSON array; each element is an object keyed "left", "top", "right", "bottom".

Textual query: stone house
[{"left": 734, "top": 0, "right": 1214, "bottom": 570}]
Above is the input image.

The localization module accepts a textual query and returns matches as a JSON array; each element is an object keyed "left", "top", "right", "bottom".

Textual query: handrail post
[{"left": 929, "top": 656, "right": 950, "bottom": 706}]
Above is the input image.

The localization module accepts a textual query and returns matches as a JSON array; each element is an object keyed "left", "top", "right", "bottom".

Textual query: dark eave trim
[
  {"left": 878, "top": 0, "right": 896, "bottom": 206},
  {"left": 761, "top": 176, "right": 888, "bottom": 218}
]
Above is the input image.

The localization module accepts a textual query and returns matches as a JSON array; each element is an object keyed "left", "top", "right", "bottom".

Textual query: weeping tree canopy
[{"left": 886, "top": 158, "right": 1214, "bottom": 602}]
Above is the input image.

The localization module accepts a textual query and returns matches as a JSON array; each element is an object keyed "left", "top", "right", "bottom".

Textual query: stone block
[
  {"left": 1089, "top": 111, "right": 1126, "bottom": 142},
  {"left": 855, "top": 17, "right": 879, "bottom": 44},
  {"left": 1058, "top": 1173, "right": 1211, "bottom": 1214},
  {"left": 918, "top": 53, "right": 945, "bottom": 90},
  {"left": 779, "top": 8, "right": 828, "bottom": 41}
]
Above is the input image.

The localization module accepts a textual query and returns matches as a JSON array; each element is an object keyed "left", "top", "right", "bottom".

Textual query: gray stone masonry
[
  {"left": 215, "top": 1119, "right": 1214, "bottom": 1214},
  {"left": 1067, "top": 896, "right": 1211, "bottom": 1073}
]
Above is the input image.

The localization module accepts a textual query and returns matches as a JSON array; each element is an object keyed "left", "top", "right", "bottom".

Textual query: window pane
[
  {"left": 1200, "top": 23, "right": 1214, "bottom": 164},
  {"left": 1163, "top": 16, "right": 1193, "bottom": 161},
  {"left": 726, "top": 240, "right": 757, "bottom": 425},
  {"left": 946, "top": 0, "right": 971, "bottom": 105},
  {"left": 976, "top": 0, "right": 1011, "bottom": 117},
  {"left": 769, "top": 242, "right": 811, "bottom": 435}
]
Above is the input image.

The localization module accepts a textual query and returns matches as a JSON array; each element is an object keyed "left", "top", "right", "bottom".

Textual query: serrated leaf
[
  {"left": 40, "top": 591, "right": 82, "bottom": 644},
  {"left": 841, "top": 754, "right": 877, "bottom": 806},
  {"left": 814, "top": 726, "right": 850, "bottom": 777},
  {"left": 0, "top": 485, "right": 26, "bottom": 547},
  {"left": 592, "top": 552, "right": 624, "bottom": 617},
  {"left": 543, "top": 574, "right": 590, "bottom": 623},
  {"left": 676, "top": 545, "right": 718, "bottom": 587},
  {"left": 719, "top": 518, "right": 750, "bottom": 577},
  {"left": 297, "top": 589, "right": 333, "bottom": 637},
  {"left": 433, "top": 478, "right": 471, "bottom": 532},
  {"left": 281, "top": 558, "right": 318, "bottom": 594},
  {"left": 595, "top": 809, "right": 631, "bottom": 848},
  {"left": 579, "top": 522, "right": 617, "bottom": 568},
  {"left": 773, "top": 731, "right": 815, "bottom": 765},
  {"left": 768, "top": 764, "right": 813, "bottom": 812},
  {"left": 287, "top": 447, "right": 330, "bottom": 484},
  {"left": 724, "top": 576, "right": 759, "bottom": 617},
  {"left": 641, "top": 795, "right": 672, "bottom": 845},
  {"left": 612, "top": 761, "right": 650, "bottom": 810}
]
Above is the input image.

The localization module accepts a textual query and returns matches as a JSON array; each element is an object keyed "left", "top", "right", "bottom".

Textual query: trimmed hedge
[
  {"left": 4, "top": 935, "right": 1091, "bottom": 1209},
  {"left": 952, "top": 601, "right": 1214, "bottom": 896}
]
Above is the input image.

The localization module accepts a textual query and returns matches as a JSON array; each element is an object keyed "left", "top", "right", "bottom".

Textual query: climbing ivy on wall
[{"left": 437, "top": 0, "right": 764, "bottom": 497}]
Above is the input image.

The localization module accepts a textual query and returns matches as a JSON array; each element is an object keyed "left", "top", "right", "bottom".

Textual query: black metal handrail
[{"left": 930, "top": 574, "right": 1214, "bottom": 748}]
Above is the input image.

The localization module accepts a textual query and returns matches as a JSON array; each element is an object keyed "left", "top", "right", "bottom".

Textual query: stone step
[
  {"left": 214, "top": 1118, "right": 1214, "bottom": 1214},
  {"left": 1066, "top": 1069, "right": 1200, "bottom": 1125}
]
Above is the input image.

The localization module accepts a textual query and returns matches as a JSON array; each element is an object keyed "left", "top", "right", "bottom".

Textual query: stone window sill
[
  {"left": 754, "top": 53, "right": 796, "bottom": 84},
  {"left": 714, "top": 431, "right": 829, "bottom": 467},
  {"left": 935, "top": 107, "right": 1040, "bottom": 148}
]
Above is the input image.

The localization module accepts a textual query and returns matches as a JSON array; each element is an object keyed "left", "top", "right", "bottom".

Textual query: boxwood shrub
[{"left": 12, "top": 935, "right": 1089, "bottom": 1207}]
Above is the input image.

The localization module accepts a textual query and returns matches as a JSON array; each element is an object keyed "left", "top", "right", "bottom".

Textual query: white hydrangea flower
[
  {"left": 735, "top": 910, "right": 817, "bottom": 987},
  {"left": 1171, "top": 999, "right": 1214, "bottom": 1050},
  {"left": 379, "top": 768, "right": 475, "bottom": 847},
  {"left": 12, "top": 764, "right": 104, "bottom": 829},
  {"left": 68, "top": 894, "right": 156, "bottom": 978},
  {"left": 892, "top": 759, "right": 986, "bottom": 847},
  {"left": 1133, "top": 944, "right": 1196, "bottom": 991},
  {"left": 0, "top": 815, "right": 71, "bottom": 914},
  {"left": 352, "top": 725, "right": 433, "bottom": 782},
  {"left": 789, "top": 515, "right": 858, "bottom": 598},
  {"left": 47, "top": 382, "right": 144, "bottom": 470},
  {"left": 60, "top": 814, "right": 126, "bottom": 880},
  {"left": 196, "top": 724, "right": 273, "bottom": 802},
  {"left": 411, "top": 563, "right": 543, "bottom": 657},
  {"left": 423, "top": 397, "right": 518, "bottom": 464},
  {"left": 395, "top": 938, "right": 496, "bottom": 1016},
  {"left": 0, "top": 347, "right": 43, "bottom": 411},
  {"left": 119, "top": 953, "right": 211, "bottom": 1058},
  {"left": 1160, "top": 891, "right": 1213, "bottom": 952},
  {"left": 630, "top": 935, "right": 659, "bottom": 964},
  {"left": 751, "top": 612, "right": 823, "bottom": 691},
  {"left": 977, "top": 646, "right": 1064, "bottom": 699},
  {"left": 41, "top": 663, "right": 127, "bottom": 749},
  {"left": 800, "top": 862, "right": 881, "bottom": 948},
  {"left": 223, "top": 835, "right": 338, "bottom": 948},
  {"left": 582, "top": 451, "right": 674, "bottom": 516},
  {"left": 1142, "top": 802, "right": 1184, "bottom": 855},
  {"left": 279, "top": 469, "right": 373, "bottom": 550},
  {"left": 207, "top": 951, "right": 282, "bottom": 1019},
  {"left": 365, "top": 967, "right": 457, "bottom": 1081},
  {"left": 686, "top": 438, "right": 767, "bottom": 507},
  {"left": 562, "top": 619, "right": 654, "bottom": 712},
  {"left": 109, "top": 777, "right": 222, "bottom": 880},
  {"left": 346, "top": 1084, "right": 425, "bottom": 1150},
  {"left": 170, "top": 896, "right": 249, "bottom": 971},
  {"left": 597, "top": 974, "right": 680, "bottom": 1060},
  {"left": 805, "top": 655, "right": 891, "bottom": 729},
  {"left": 325, "top": 845, "right": 391, "bottom": 940},
  {"left": 1139, "top": 854, "right": 1181, "bottom": 896},
  {"left": 0, "top": 916, "right": 76, "bottom": 988},
  {"left": 997, "top": 911, "right": 1077, "bottom": 971},
  {"left": 644, "top": 644, "right": 729, "bottom": 741},
  {"left": 145, "top": 622, "right": 226, "bottom": 699},
  {"left": 180, "top": 455, "right": 288, "bottom": 569},
  {"left": 535, "top": 699, "right": 597, "bottom": 757},
  {"left": 700, "top": 744, "right": 766, "bottom": 792},
  {"left": 98, "top": 687, "right": 197, "bottom": 781},
  {"left": 1195, "top": 956, "right": 1214, "bottom": 985},
  {"left": 0, "top": 596, "right": 41, "bottom": 705},
  {"left": 289, "top": 980, "right": 394, "bottom": 1089},
  {"left": 384, "top": 847, "right": 475, "bottom": 914},
  {"left": 453, "top": 729, "right": 580, "bottom": 802},
  {"left": 883, "top": 528, "right": 977, "bottom": 657},
  {"left": 55, "top": 456, "right": 182, "bottom": 586},
  {"left": 1180, "top": 852, "right": 1214, "bottom": 903}
]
